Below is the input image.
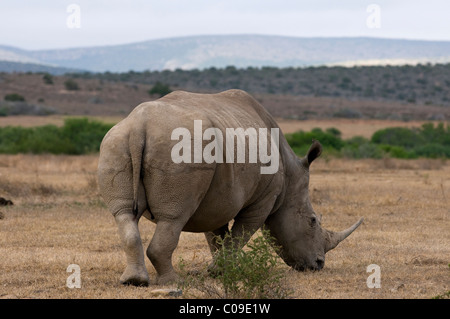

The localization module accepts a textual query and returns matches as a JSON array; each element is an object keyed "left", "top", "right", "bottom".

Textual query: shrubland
[
  {"left": 0, "top": 118, "right": 448, "bottom": 159},
  {"left": 0, "top": 118, "right": 113, "bottom": 154}
]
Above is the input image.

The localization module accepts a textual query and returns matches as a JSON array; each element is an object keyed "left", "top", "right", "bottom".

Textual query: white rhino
[{"left": 98, "top": 89, "right": 363, "bottom": 286}]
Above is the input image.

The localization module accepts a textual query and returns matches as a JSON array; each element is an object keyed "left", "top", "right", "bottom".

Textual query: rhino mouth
[{"left": 284, "top": 257, "right": 325, "bottom": 271}]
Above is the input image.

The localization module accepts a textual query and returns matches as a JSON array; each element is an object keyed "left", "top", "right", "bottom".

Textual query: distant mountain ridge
[{"left": 1, "top": 35, "right": 450, "bottom": 73}]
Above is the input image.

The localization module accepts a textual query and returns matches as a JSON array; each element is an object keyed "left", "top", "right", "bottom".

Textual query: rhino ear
[{"left": 302, "top": 140, "right": 322, "bottom": 168}]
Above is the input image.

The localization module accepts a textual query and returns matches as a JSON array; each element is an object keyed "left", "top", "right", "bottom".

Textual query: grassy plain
[{"left": 0, "top": 150, "right": 448, "bottom": 299}]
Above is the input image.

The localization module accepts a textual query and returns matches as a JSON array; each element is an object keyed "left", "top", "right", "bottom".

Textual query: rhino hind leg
[
  {"left": 146, "top": 220, "right": 186, "bottom": 285},
  {"left": 115, "top": 212, "right": 150, "bottom": 286}
]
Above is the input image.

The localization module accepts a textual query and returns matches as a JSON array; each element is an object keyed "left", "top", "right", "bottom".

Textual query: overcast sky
[{"left": 1, "top": 0, "right": 450, "bottom": 50}]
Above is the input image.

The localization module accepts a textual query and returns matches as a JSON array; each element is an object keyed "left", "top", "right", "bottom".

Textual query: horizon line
[{"left": 3, "top": 33, "right": 450, "bottom": 52}]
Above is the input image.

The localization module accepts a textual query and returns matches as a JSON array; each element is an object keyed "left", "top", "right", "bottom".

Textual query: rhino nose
[{"left": 315, "top": 257, "right": 324, "bottom": 270}]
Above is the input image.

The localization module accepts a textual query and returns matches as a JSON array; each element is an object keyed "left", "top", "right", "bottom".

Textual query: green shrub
[
  {"left": 414, "top": 143, "right": 450, "bottom": 158},
  {"left": 148, "top": 82, "right": 172, "bottom": 97},
  {"left": 420, "top": 122, "right": 450, "bottom": 145},
  {"left": 61, "top": 118, "right": 113, "bottom": 154},
  {"left": 0, "top": 118, "right": 113, "bottom": 154},
  {"left": 42, "top": 73, "right": 53, "bottom": 85},
  {"left": 285, "top": 127, "right": 344, "bottom": 156},
  {"left": 64, "top": 79, "right": 80, "bottom": 91},
  {"left": 378, "top": 145, "right": 417, "bottom": 159},
  {"left": 27, "top": 125, "right": 70, "bottom": 154},
  {"left": 342, "top": 136, "right": 384, "bottom": 159},
  {"left": 178, "top": 230, "right": 291, "bottom": 299},
  {"left": 326, "top": 127, "right": 342, "bottom": 138},
  {"left": 332, "top": 108, "right": 362, "bottom": 119},
  {"left": 371, "top": 127, "right": 423, "bottom": 148},
  {"left": 4, "top": 93, "right": 25, "bottom": 102},
  {"left": 371, "top": 123, "right": 450, "bottom": 158},
  {"left": 0, "top": 126, "right": 32, "bottom": 153},
  {"left": 0, "top": 105, "right": 9, "bottom": 117}
]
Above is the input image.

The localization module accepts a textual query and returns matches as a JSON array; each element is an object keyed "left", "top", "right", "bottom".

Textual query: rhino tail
[{"left": 129, "top": 127, "right": 145, "bottom": 220}]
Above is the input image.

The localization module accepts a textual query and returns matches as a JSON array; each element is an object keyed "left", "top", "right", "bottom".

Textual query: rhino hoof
[
  {"left": 120, "top": 277, "right": 150, "bottom": 287},
  {"left": 120, "top": 267, "right": 150, "bottom": 287},
  {"left": 156, "top": 272, "right": 179, "bottom": 285}
]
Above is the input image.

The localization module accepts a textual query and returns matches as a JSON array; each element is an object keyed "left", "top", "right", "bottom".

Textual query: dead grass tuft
[{"left": 1, "top": 175, "right": 60, "bottom": 197}]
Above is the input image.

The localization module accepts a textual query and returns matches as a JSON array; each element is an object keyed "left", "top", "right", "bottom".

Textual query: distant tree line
[{"left": 68, "top": 63, "right": 450, "bottom": 106}]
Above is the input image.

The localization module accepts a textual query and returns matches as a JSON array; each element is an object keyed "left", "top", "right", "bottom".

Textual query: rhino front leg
[
  {"left": 205, "top": 223, "right": 229, "bottom": 255},
  {"left": 146, "top": 220, "right": 184, "bottom": 285},
  {"left": 115, "top": 213, "right": 150, "bottom": 286},
  {"left": 209, "top": 194, "right": 279, "bottom": 276},
  {"left": 207, "top": 218, "right": 264, "bottom": 277}
]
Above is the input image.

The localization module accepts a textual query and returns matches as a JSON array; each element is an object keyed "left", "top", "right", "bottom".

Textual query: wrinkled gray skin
[{"left": 98, "top": 89, "right": 363, "bottom": 286}]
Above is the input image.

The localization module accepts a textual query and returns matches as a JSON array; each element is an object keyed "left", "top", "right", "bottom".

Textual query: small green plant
[
  {"left": 432, "top": 290, "right": 450, "bottom": 299},
  {"left": 0, "top": 106, "right": 9, "bottom": 117},
  {"left": 148, "top": 82, "right": 172, "bottom": 97},
  {"left": 42, "top": 73, "right": 54, "bottom": 85},
  {"left": 64, "top": 79, "right": 80, "bottom": 91},
  {"left": 285, "top": 127, "right": 344, "bottom": 156},
  {"left": 178, "top": 229, "right": 291, "bottom": 299},
  {"left": 4, "top": 93, "right": 25, "bottom": 102}
]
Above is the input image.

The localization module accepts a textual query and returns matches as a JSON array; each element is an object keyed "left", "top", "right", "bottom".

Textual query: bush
[
  {"left": 61, "top": 118, "right": 113, "bottom": 154},
  {"left": 371, "top": 127, "right": 423, "bottom": 148},
  {"left": 148, "top": 82, "right": 172, "bottom": 97},
  {"left": 178, "top": 230, "right": 291, "bottom": 299},
  {"left": 64, "top": 79, "right": 80, "bottom": 91},
  {"left": 420, "top": 122, "right": 450, "bottom": 145},
  {"left": 286, "top": 123, "right": 450, "bottom": 159},
  {"left": 378, "top": 145, "right": 416, "bottom": 159},
  {"left": 0, "top": 106, "right": 8, "bottom": 117},
  {"left": 332, "top": 108, "right": 362, "bottom": 119},
  {"left": 42, "top": 73, "right": 53, "bottom": 85},
  {"left": 0, "top": 118, "right": 113, "bottom": 154},
  {"left": 342, "top": 136, "right": 383, "bottom": 159},
  {"left": 415, "top": 143, "right": 450, "bottom": 158},
  {"left": 285, "top": 127, "right": 344, "bottom": 156},
  {"left": 214, "top": 230, "right": 289, "bottom": 299},
  {"left": 4, "top": 93, "right": 25, "bottom": 102},
  {"left": 326, "top": 127, "right": 342, "bottom": 138},
  {"left": 372, "top": 123, "right": 450, "bottom": 158}
]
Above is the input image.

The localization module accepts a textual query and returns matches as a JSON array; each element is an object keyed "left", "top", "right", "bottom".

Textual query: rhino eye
[{"left": 310, "top": 216, "right": 317, "bottom": 227}]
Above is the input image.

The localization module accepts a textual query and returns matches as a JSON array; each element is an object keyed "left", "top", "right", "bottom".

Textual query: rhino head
[{"left": 265, "top": 140, "right": 363, "bottom": 271}]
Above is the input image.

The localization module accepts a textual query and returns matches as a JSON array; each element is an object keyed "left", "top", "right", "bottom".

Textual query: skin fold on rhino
[{"left": 97, "top": 89, "right": 363, "bottom": 286}]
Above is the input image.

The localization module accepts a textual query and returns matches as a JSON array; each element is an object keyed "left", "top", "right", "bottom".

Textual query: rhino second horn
[{"left": 324, "top": 217, "right": 364, "bottom": 253}]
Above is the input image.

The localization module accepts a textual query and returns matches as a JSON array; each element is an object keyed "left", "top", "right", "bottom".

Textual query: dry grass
[
  {"left": 0, "top": 154, "right": 448, "bottom": 299},
  {"left": 276, "top": 118, "right": 431, "bottom": 139},
  {"left": 0, "top": 115, "right": 125, "bottom": 128}
]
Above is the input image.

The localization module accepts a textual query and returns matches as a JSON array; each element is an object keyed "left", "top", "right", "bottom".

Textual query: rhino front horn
[{"left": 324, "top": 218, "right": 364, "bottom": 253}]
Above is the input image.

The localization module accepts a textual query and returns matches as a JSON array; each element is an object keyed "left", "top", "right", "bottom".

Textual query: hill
[
  {"left": 1, "top": 35, "right": 450, "bottom": 73},
  {"left": 1, "top": 64, "right": 449, "bottom": 121},
  {"left": 0, "top": 61, "right": 83, "bottom": 75},
  {"left": 74, "top": 63, "right": 450, "bottom": 111}
]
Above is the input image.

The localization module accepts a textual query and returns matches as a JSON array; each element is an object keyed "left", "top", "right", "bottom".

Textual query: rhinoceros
[{"left": 98, "top": 89, "right": 363, "bottom": 286}]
